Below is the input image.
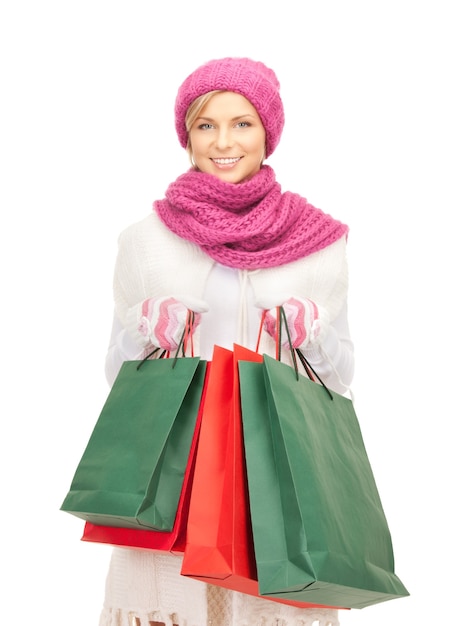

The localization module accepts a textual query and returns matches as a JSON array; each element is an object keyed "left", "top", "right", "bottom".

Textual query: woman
[{"left": 101, "top": 57, "right": 354, "bottom": 626}]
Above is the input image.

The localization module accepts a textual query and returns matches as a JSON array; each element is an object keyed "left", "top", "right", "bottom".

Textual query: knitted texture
[
  {"left": 154, "top": 165, "right": 348, "bottom": 270},
  {"left": 264, "top": 297, "right": 330, "bottom": 349},
  {"left": 112, "top": 213, "right": 350, "bottom": 368},
  {"left": 138, "top": 296, "right": 201, "bottom": 351},
  {"left": 98, "top": 549, "right": 341, "bottom": 626},
  {"left": 175, "top": 57, "right": 285, "bottom": 157}
]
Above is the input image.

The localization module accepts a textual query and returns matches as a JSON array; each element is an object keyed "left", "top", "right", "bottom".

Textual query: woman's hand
[
  {"left": 260, "top": 296, "right": 330, "bottom": 349},
  {"left": 138, "top": 296, "right": 208, "bottom": 351}
]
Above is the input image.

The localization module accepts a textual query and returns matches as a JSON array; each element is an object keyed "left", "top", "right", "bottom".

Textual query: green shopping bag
[
  {"left": 239, "top": 354, "right": 409, "bottom": 610},
  {"left": 61, "top": 356, "right": 207, "bottom": 530}
]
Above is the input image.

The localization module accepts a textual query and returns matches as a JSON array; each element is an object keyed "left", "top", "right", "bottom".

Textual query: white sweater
[
  {"left": 100, "top": 212, "right": 354, "bottom": 626},
  {"left": 106, "top": 212, "right": 354, "bottom": 393}
]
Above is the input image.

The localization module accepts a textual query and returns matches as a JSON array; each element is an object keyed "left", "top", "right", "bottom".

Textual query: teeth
[{"left": 212, "top": 158, "right": 240, "bottom": 164}]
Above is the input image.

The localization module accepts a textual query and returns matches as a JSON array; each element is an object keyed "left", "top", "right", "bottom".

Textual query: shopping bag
[
  {"left": 60, "top": 355, "right": 207, "bottom": 531},
  {"left": 181, "top": 345, "right": 258, "bottom": 581},
  {"left": 81, "top": 362, "right": 210, "bottom": 553},
  {"left": 239, "top": 354, "right": 409, "bottom": 609},
  {"left": 181, "top": 344, "right": 343, "bottom": 610}
]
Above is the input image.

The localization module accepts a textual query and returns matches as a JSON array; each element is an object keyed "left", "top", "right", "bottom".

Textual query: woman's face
[{"left": 188, "top": 91, "right": 266, "bottom": 184}]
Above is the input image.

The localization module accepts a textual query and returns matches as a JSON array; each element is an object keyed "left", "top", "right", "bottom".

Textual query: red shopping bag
[
  {"left": 181, "top": 345, "right": 344, "bottom": 610},
  {"left": 81, "top": 362, "right": 210, "bottom": 554}
]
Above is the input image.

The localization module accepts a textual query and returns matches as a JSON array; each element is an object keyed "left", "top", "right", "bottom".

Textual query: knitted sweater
[
  {"left": 100, "top": 211, "right": 353, "bottom": 626},
  {"left": 114, "top": 212, "right": 349, "bottom": 358}
]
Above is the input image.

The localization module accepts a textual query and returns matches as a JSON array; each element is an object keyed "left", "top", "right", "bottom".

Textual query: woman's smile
[{"left": 211, "top": 157, "right": 242, "bottom": 169}]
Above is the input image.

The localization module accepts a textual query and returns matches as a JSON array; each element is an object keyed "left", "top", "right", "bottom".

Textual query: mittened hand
[
  {"left": 262, "top": 297, "right": 330, "bottom": 349},
  {"left": 138, "top": 296, "right": 207, "bottom": 351}
]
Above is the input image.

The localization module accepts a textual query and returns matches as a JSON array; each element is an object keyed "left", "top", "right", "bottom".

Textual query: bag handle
[
  {"left": 172, "top": 310, "right": 196, "bottom": 366},
  {"left": 258, "top": 305, "right": 333, "bottom": 400},
  {"left": 276, "top": 306, "right": 299, "bottom": 379},
  {"left": 137, "top": 310, "right": 196, "bottom": 371}
]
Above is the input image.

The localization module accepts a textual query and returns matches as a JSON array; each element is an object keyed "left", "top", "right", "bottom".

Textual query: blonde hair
[{"left": 185, "top": 90, "right": 224, "bottom": 165}]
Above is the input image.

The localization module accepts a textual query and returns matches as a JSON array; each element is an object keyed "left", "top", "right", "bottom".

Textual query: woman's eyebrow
[{"left": 196, "top": 113, "right": 257, "bottom": 122}]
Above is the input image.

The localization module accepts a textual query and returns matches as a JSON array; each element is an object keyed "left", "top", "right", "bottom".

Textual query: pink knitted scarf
[{"left": 154, "top": 165, "right": 348, "bottom": 270}]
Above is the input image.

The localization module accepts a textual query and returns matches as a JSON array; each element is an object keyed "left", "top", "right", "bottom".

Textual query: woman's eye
[
  {"left": 236, "top": 121, "right": 251, "bottom": 128},
  {"left": 198, "top": 123, "right": 214, "bottom": 130}
]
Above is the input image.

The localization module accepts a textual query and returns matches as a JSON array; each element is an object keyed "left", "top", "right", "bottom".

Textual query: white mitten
[
  {"left": 138, "top": 296, "right": 208, "bottom": 351},
  {"left": 261, "top": 297, "right": 330, "bottom": 349}
]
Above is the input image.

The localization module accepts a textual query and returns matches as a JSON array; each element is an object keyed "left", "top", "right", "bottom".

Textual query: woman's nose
[{"left": 215, "top": 127, "right": 233, "bottom": 149}]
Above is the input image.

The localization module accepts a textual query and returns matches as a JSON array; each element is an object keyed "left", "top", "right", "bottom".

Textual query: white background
[{"left": 1, "top": 1, "right": 456, "bottom": 624}]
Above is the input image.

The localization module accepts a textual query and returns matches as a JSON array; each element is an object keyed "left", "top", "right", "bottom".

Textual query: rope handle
[
  {"left": 257, "top": 305, "right": 333, "bottom": 400},
  {"left": 137, "top": 309, "right": 196, "bottom": 371}
]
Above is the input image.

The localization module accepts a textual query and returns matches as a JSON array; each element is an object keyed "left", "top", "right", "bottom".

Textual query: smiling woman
[
  {"left": 98, "top": 57, "right": 352, "bottom": 626},
  {"left": 187, "top": 91, "right": 266, "bottom": 183}
]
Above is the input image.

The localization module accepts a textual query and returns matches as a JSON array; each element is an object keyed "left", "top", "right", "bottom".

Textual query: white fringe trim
[
  {"left": 99, "top": 606, "right": 201, "bottom": 626},
  {"left": 99, "top": 607, "right": 340, "bottom": 626},
  {"left": 242, "top": 609, "right": 340, "bottom": 626}
]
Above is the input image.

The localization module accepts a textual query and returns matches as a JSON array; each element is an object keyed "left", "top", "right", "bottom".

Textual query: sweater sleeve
[{"left": 104, "top": 312, "right": 145, "bottom": 387}]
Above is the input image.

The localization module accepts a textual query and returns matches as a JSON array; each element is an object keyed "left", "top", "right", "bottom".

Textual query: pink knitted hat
[{"left": 175, "top": 57, "right": 285, "bottom": 157}]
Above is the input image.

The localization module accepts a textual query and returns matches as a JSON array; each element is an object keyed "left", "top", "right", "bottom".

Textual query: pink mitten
[
  {"left": 263, "top": 297, "right": 329, "bottom": 349},
  {"left": 138, "top": 296, "right": 204, "bottom": 351}
]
